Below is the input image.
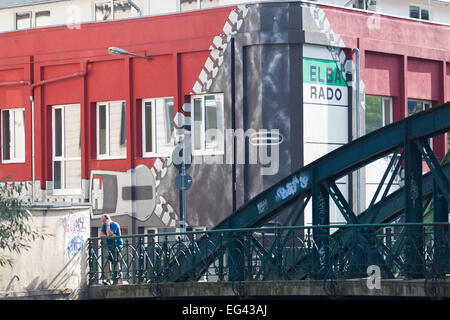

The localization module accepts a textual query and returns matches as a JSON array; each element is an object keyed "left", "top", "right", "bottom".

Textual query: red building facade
[{"left": 0, "top": 2, "right": 448, "bottom": 234}]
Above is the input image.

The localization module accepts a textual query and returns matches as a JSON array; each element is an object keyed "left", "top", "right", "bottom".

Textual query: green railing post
[
  {"left": 433, "top": 182, "right": 449, "bottom": 277},
  {"left": 190, "top": 233, "right": 196, "bottom": 281},
  {"left": 100, "top": 238, "right": 107, "bottom": 282},
  {"left": 138, "top": 236, "right": 145, "bottom": 283},
  {"left": 218, "top": 232, "right": 224, "bottom": 281},
  {"left": 111, "top": 238, "right": 118, "bottom": 284},
  {"left": 124, "top": 238, "right": 129, "bottom": 283},
  {"left": 87, "top": 239, "right": 94, "bottom": 285},
  {"left": 244, "top": 232, "right": 253, "bottom": 280},
  {"left": 312, "top": 180, "right": 330, "bottom": 279},
  {"left": 147, "top": 235, "right": 155, "bottom": 283},
  {"left": 228, "top": 231, "right": 244, "bottom": 281},
  {"left": 163, "top": 234, "right": 169, "bottom": 281},
  {"left": 275, "top": 228, "right": 283, "bottom": 279},
  {"left": 385, "top": 228, "right": 393, "bottom": 267}
]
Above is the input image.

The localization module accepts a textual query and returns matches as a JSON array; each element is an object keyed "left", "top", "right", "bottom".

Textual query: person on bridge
[{"left": 100, "top": 214, "right": 123, "bottom": 285}]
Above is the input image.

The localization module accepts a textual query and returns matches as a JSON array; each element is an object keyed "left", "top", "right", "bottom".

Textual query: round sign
[
  {"left": 175, "top": 173, "right": 193, "bottom": 190},
  {"left": 172, "top": 143, "right": 192, "bottom": 171}
]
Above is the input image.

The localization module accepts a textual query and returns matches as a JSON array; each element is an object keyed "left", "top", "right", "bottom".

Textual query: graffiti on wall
[
  {"left": 90, "top": 162, "right": 178, "bottom": 227},
  {"left": 59, "top": 211, "right": 89, "bottom": 259},
  {"left": 88, "top": 6, "right": 253, "bottom": 228}
]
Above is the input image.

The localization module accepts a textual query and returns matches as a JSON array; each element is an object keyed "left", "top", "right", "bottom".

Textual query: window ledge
[
  {"left": 52, "top": 189, "right": 83, "bottom": 196},
  {"left": 96, "top": 155, "right": 127, "bottom": 161},
  {"left": 1, "top": 159, "right": 26, "bottom": 164}
]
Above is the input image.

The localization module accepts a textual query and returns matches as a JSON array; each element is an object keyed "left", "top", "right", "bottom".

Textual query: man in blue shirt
[{"left": 100, "top": 214, "right": 123, "bottom": 285}]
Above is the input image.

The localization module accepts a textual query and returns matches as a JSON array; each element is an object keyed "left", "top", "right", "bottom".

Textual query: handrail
[{"left": 88, "top": 221, "right": 450, "bottom": 242}]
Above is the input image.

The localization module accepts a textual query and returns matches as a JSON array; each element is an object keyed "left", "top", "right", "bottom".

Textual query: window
[
  {"left": 353, "top": 0, "right": 377, "bottom": 11},
  {"left": 409, "top": 5, "right": 429, "bottom": 20},
  {"left": 365, "top": 96, "right": 392, "bottom": 134},
  {"left": 200, "top": 0, "right": 220, "bottom": 9},
  {"left": 408, "top": 99, "right": 432, "bottom": 148},
  {"left": 96, "top": 101, "right": 127, "bottom": 159},
  {"left": 52, "top": 105, "right": 81, "bottom": 192},
  {"left": 35, "top": 11, "right": 51, "bottom": 27},
  {"left": 15, "top": 12, "right": 31, "bottom": 30},
  {"left": 95, "top": 1, "right": 112, "bottom": 21},
  {"left": 113, "top": 0, "right": 132, "bottom": 19},
  {"left": 1, "top": 109, "right": 25, "bottom": 163},
  {"left": 191, "top": 94, "right": 224, "bottom": 155},
  {"left": 408, "top": 99, "right": 431, "bottom": 116},
  {"left": 180, "top": 0, "right": 198, "bottom": 11},
  {"left": 95, "top": 0, "right": 134, "bottom": 21},
  {"left": 142, "top": 97, "right": 175, "bottom": 157},
  {"left": 180, "top": 0, "right": 219, "bottom": 11}
]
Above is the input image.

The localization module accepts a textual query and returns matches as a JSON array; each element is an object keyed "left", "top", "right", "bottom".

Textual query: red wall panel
[
  {"left": 87, "top": 60, "right": 126, "bottom": 102},
  {"left": 42, "top": 63, "right": 81, "bottom": 106},
  {"left": 132, "top": 54, "right": 174, "bottom": 100},
  {"left": 0, "top": 68, "right": 26, "bottom": 107},
  {"left": 180, "top": 51, "right": 210, "bottom": 97},
  {"left": 364, "top": 51, "right": 401, "bottom": 97},
  {"left": 407, "top": 57, "right": 440, "bottom": 101}
]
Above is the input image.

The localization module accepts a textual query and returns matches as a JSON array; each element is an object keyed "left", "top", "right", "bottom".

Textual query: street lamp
[
  {"left": 106, "top": 46, "right": 151, "bottom": 237},
  {"left": 108, "top": 46, "right": 152, "bottom": 61}
]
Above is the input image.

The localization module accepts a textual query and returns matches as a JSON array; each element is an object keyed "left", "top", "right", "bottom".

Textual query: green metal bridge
[{"left": 87, "top": 102, "right": 450, "bottom": 298}]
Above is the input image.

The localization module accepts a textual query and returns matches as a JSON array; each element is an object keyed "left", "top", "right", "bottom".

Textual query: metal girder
[
  {"left": 404, "top": 138, "right": 424, "bottom": 279},
  {"left": 366, "top": 150, "right": 404, "bottom": 224},
  {"left": 416, "top": 138, "right": 450, "bottom": 205},
  {"left": 324, "top": 180, "right": 359, "bottom": 224}
]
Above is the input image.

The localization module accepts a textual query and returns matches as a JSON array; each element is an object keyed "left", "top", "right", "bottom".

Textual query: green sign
[{"left": 303, "top": 58, "right": 346, "bottom": 87}]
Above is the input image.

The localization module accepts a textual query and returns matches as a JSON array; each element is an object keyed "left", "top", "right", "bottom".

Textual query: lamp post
[
  {"left": 108, "top": 46, "right": 152, "bottom": 61},
  {"left": 106, "top": 46, "right": 152, "bottom": 237}
]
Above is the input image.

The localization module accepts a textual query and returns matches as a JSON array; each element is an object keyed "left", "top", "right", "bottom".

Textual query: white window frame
[
  {"left": 179, "top": 0, "right": 200, "bottom": 11},
  {"left": 15, "top": 11, "right": 32, "bottom": 30},
  {"left": 94, "top": 1, "right": 113, "bottom": 21},
  {"left": 94, "top": 0, "right": 135, "bottom": 21},
  {"left": 142, "top": 227, "right": 158, "bottom": 245},
  {"left": 381, "top": 97, "right": 393, "bottom": 127},
  {"left": 408, "top": 99, "right": 433, "bottom": 149},
  {"left": 353, "top": 0, "right": 377, "bottom": 11},
  {"left": 35, "top": 10, "right": 51, "bottom": 28},
  {"left": 52, "top": 105, "right": 82, "bottom": 195},
  {"left": 1, "top": 108, "right": 25, "bottom": 164},
  {"left": 179, "top": 0, "right": 220, "bottom": 11},
  {"left": 144, "top": 227, "right": 158, "bottom": 234},
  {"left": 191, "top": 93, "right": 224, "bottom": 156},
  {"left": 409, "top": 4, "right": 429, "bottom": 20},
  {"left": 96, "top": 101, "right": 127, "bottom": 160},
  {"left": 142, "top": 97, "right": 175, "bottom": 158},
  {"left": 408, "top": 99, "right": 432, "bottom": 115},
  {"left": 142, "top": 98, "right": 157, "bottom": 158}
]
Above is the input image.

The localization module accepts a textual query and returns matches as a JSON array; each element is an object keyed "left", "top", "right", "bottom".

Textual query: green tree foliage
[{"left": 0, "top": 180, "right": 45, "bottom": 267}]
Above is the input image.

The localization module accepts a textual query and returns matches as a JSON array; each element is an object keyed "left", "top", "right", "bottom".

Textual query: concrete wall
[
  {"left": 0, "top": 205, "right": 91, "bottom": 300},
  {"left": 89, "top": 279, "right": 450, "bottom": 299}
]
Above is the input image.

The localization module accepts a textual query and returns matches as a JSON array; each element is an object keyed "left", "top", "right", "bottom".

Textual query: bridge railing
[{"left": 87, "top": 222, "right": 449, "bottom": 285}]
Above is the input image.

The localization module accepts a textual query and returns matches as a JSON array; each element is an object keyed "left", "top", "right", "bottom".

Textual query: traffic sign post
[{"left": 172, "top": 142, "right": 193, "bottom": 234}]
